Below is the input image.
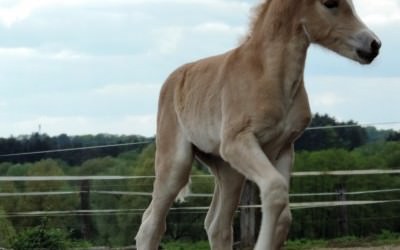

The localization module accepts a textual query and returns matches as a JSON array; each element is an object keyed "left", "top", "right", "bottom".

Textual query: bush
[
  {"left": 0, "top": 208, "right": 16, "bottom": 248},
  {"left": 12, "top": 222, "right": 68, "bottom": 250}
]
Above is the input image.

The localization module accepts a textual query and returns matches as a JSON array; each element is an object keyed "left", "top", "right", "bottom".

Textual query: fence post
[
  {"left": 80, "top": 179, "right": 95, "bottom": 240},
  {"left": 337, "top": 185, "right": 349, "bottom": 236},
  {"left": 239, "top": 180, "right": 260, "bottom": 250}
]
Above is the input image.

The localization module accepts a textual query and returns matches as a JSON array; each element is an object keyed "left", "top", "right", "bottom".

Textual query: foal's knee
[{"left": 260, "top": 176, "right": 289, "bottom": 209}]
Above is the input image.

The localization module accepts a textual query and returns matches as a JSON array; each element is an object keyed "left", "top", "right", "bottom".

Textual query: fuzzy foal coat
[{"left": 135, "top": 0, "right": 381, "bottom": 249}]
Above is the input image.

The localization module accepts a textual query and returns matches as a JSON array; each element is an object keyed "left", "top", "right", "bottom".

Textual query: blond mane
[
  {"left": 244, "top": 0, "right": 271, "bottom": 42},
  {"left": 244, "top": 0, "right": 298, "bottom": 43}
]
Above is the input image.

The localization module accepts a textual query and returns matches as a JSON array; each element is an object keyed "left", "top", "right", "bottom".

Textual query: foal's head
[{"left": 300, "top": 0, "right": 381, "bottom": 64}]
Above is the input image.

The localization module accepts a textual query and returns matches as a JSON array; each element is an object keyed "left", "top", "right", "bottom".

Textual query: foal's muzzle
[{"left": 355, "top": 31, "right": 382, "bottom": 64}]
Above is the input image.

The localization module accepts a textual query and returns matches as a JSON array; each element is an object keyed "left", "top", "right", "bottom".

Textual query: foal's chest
[{"left": 257, "top": 90, "right": 311, "bottom": 155}]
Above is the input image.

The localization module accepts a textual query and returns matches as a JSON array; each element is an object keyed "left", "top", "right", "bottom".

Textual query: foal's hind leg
[
  {"left": 203, "top": 159, "right": 245, "bottom": 250},
  {"left": 135, "top": 129, "right": 194, "bottom": 250},
  {"left": 273, "top": 144, "right": 294, "bottom": 249}
]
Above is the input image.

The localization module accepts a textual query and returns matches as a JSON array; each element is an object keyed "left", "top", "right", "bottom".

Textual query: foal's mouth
[
  {"left": 356, "top": 49, "right": 380, "bottom": 64},
  {"left": 355, "top": 38, "right": 381, "bottom": 64}
]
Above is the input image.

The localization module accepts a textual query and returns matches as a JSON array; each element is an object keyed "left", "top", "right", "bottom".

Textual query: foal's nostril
[{"left": 371, "top": 39, "right": 381, "bottom": 52}]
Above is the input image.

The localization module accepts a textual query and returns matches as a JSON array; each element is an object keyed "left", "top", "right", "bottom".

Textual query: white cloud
[
  {"left": 93, "top": 83, "right": 161, "bottom": 97},
  {"left": 0, "top": 0, "right": 83, "bottom": 27},
  {"left": 193, "top": 22, "right": 245, "bottom": 35},
  {"left": 0, "top": 115, "right": 157, "bottom": 137},
  {"left": 0, "top": 0, "right": 250, "bottom": 27},
  {"left": 354, "top": 0, "right": 400, "bottom": 26},
  {"left": 5, "top": 116, "right": 91, "bottom": 136},
  {"left": 0, "top": 101, "right": 7, "bottom": 110},
  {"left": 0, "top": 47, "right": 88, "bottom": 61},
  {"left": 0, "top": 47, "right": 36, "bottom": 57},
  {"left": 50, "top": 50, "right": 87, "bottom": 60},
  {"left": 312, "top": 92, "right": 346, "bottom": 107},
  {"left": 2, "top": 0, "right": 398, "bottom": 29},
  {"left": 120, "top": 115, "right": 156, "bottom": 136},
  {"left": 153, "top": 27, "right": 184, "bottom": 55},
  {"left": 307, "top": 76, "right": 400, "bottom": 126}
]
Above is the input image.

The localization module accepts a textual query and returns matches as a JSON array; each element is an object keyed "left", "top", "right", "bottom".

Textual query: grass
[
  {"left": 162, "top": 231, "right": 400, "bottom": 250},
  {"left": 285, "top": 230, "right": 400, "bottom": 249},
  {"left": 162, "top": 241, "right": 210, "bottom": 250}
]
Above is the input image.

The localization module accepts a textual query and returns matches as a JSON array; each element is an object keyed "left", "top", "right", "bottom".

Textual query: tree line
[
  {"left": 0, "top": 133, "right": 152, "bottom": 165},
  {"left": 1, "top": 114, "right": 399, "bottom": 165}
]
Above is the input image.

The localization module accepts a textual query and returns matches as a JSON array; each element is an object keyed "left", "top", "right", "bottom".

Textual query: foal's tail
[{"left": 175, "top": 178, "right": 191, "bottom": 203}]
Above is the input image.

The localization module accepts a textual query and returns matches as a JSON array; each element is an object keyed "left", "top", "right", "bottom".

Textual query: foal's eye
[{"left": 323, "top": 0, "right": 339, "bottom": 9}]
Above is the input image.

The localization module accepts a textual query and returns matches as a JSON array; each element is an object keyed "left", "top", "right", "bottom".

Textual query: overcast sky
[{"left": 0, "top": 0, "right": 399, "bottom": 137}]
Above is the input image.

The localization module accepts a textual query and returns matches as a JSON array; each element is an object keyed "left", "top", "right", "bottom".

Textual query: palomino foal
[{"left": 136, "top": 0, "right": 381, "bottom": 249}]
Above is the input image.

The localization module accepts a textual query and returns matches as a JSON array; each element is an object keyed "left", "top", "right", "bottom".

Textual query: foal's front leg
[{"left": 220, "top": 132, "right": 289, "bottom": 250}]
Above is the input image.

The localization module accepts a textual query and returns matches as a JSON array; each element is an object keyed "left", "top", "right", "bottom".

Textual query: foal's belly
[{"left": 178, "top": 112, "right": 222, "bottom": 155}]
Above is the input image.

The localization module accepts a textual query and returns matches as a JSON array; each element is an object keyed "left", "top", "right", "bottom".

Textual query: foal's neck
[{"left": 242, "top": 2, "right": 310, "bottom": 100}]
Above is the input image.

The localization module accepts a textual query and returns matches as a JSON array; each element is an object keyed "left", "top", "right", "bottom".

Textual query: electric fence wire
[
  {"left": 1, "top": 200, "right": 400, "bottom": 218},
  {"left": 1, "top": 188, "right": 400, "bottom": 198}
]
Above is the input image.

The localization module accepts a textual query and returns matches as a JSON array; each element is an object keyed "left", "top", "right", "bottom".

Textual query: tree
[
  {"left": 16, "top": 159, "right": 78, "bottom": 230},
  {"left": 0, "top": 133, "right": 152, "bottom": 165},
  {"left": 0, "top": 162, "right": 12, "bottom": 175},
  {"left": 296, "top": 113, "right": 368, "bottom": 151},
  {"left": 0, "top": 181, "right": 18, "bottom": 213},
  {"left": 387, "top": 131, "right": 400, "bottom": 142}
]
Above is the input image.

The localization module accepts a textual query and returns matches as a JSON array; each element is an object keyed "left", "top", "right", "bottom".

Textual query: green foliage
[
  {"left": 387, "top": 131, "right": 400, "bottom": 141},
  {"left": 11, "top": 221, "right": 68, "bottom": 250},
  {"left": 17, "top": 159, "right": 78, "bottom": 229},
  {"left": 285, "top": 231, "right": 400, "bottom": 249},
  {"left": 0, "top": 132, "right": 152, "bottom": 165},
  {"left": 296, "top": 113, "right": 368, "bottom": 151},
  {"left": 0, "top": 162, "right": 12, "bottom": 175},
  {"left": 0, "top": 208, "right": 16, "bottom": 248},
  {"left": 291, "top": 143, "right": 400, "bottom": 239}
]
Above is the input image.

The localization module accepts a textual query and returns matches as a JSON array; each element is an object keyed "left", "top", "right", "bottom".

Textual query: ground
[{"left": 319, "top": 247, "right": 400, "bottom": 250}]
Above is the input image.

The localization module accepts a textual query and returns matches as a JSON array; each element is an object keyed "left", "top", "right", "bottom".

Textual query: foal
[{"left": 136, "top": 0, "right": 381, "bottom": 249}]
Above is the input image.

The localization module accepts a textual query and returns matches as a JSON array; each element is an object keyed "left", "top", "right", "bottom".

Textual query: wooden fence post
[
  {"left": 239, "top": 180, "right": 260, "bottom": 250},
  {"left": 80, "top": 179, "right": 95, "bottom": 240},
  {"left": 337, "top": 185, "right": 349, "bottom": 236}
]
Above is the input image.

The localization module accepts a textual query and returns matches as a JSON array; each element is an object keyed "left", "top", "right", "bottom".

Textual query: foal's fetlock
[
  {"left": 135, "top": 218, "right": 166, "bottom": 250},
  {"left": 208, "top": 229, "right": 233, "bottom": 250},
  {"left": 273, "top": 208, "right": 292, "bottom": 249}
]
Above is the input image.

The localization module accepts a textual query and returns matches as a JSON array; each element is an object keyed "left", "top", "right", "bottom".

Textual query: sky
[{"left": 0, "top": 0, "right": 399, "bottom": 137}]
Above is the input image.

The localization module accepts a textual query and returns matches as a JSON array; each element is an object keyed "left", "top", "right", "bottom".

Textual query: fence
[
  {"left": 1, "top": 170, "right": 400, "bottom": 211},
  {"left": 0, "top": 169, "right": 399, "bottom": 248}
]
